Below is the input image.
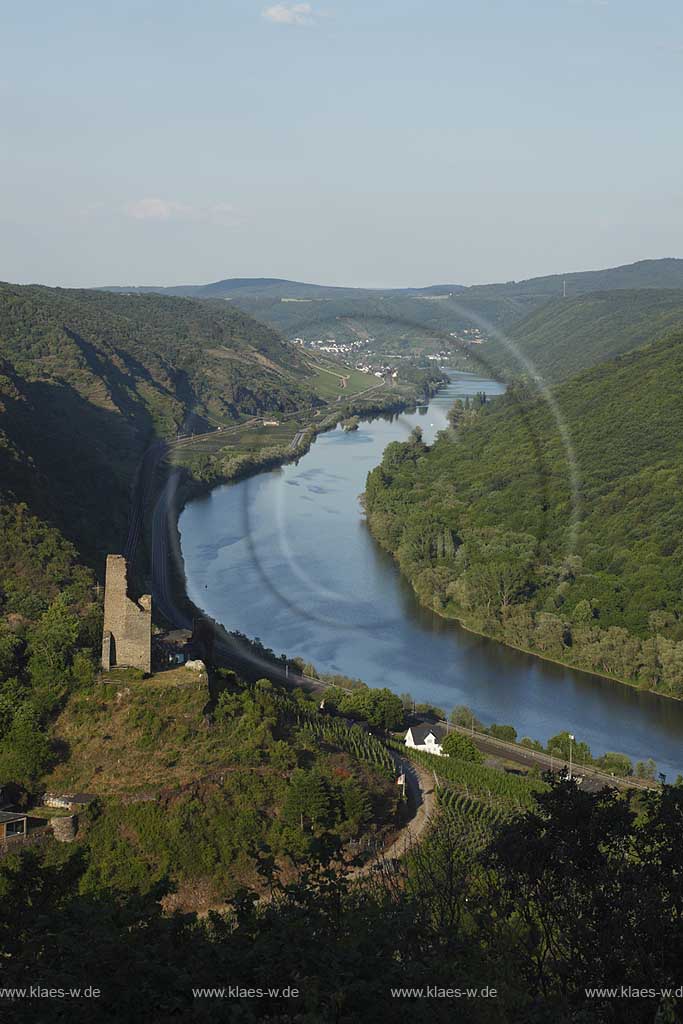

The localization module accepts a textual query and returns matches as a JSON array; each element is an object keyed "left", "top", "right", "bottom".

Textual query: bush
[
  {"left": 489, "top": 724, "right": 518, "bottom": 743},
  {"left": 441, "top": 732, "right": 484, "bottom": 763},
  {"left": 597, "top": 752, "right": 633, "bottom": 777}
]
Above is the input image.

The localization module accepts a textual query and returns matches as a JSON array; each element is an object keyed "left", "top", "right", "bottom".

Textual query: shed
[
  {"left": 0, "top": 810, "right": 28, "bottom": 841},
  {"left": 153, "top": 628, "right": 196, "bottom": 669}
]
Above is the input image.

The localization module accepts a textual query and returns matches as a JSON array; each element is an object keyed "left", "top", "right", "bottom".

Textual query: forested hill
[
  {"left": 485, "top": 288, "right": 683, "bottom": 382},
  {"left": 0, "top": 284, "right": 317, "bottom": 432},
  {"left": 0, "top": 283, "right": 325, "bottom": 608},
  {"left": 104, "top": 258, "right": 683, "bottom": 354},
  {"left": 364, "top": 329, "right": 683, "bottom": 697}
]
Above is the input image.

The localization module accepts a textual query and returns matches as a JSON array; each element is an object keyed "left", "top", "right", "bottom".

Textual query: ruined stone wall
[{"left": 102, "top": 555, "right": 152, "bottom": 673}]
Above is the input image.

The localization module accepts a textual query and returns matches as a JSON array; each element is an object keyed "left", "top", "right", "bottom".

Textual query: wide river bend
[{"left": 180, "top": 373, "right": 683, "bottom": 778}]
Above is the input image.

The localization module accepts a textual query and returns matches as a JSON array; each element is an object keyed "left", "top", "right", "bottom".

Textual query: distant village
[
  {"left": 291, "top": 325, "right": 487, "bottom": 371},
  {"left": 291, "top": 336, "right": 398, "bottom": 379}
]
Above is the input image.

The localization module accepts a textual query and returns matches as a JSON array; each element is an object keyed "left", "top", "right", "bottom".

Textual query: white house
[{"left": 405, "top": 723, "right": 446, "bottom": 757}]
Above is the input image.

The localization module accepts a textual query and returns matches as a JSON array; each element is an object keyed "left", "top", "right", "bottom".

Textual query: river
[{"left": 179, "top": 372, "right": 683, "bottom": 778}]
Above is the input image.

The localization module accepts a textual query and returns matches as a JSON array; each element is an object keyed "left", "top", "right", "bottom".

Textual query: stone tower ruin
[{"left": 101, "top": 555, "right": 152, "bottom": 674}]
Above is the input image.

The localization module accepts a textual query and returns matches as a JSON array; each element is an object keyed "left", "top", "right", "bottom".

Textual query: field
[{"left": 304, "top": 358, "right": 383, "bottom": 401}]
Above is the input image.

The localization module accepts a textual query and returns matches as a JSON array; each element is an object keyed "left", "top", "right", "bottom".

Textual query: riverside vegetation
[{"left": 364, "top": 329, "right": 683, "bottom": 698}]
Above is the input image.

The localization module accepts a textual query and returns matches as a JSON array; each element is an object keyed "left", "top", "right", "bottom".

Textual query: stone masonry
[{"left": 101, "top": 554, "right": 152, "bottom": 674}]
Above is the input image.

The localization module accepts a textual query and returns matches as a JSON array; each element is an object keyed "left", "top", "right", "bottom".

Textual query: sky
[{"left": 1, "top": 0, "right": 682, "bottom": 289}]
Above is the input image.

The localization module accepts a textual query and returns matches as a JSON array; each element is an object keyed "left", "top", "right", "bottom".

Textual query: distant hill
[
  {"left": 465, "top": 257, "right": 683, "bottom": 301},
  {"left": 104, "top": 259, "right": 683, "bottom": 367},
  {"left": 105, "top": 277, "right": 468, "bottom": 300},
  {"left": 488, "top": 288, "right": 683, "bottom": 382},
  {"left": 106, "top": 258, "right": 683, "bottom": 304}
]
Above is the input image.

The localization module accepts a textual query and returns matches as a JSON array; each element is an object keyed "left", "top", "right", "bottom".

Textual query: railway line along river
[{"left": 179, "top": 372, "right": 683, "bottom": 779}]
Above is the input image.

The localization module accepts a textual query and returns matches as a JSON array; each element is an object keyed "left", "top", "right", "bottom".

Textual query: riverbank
[
  {"left": 174, "top": 373, "right": 683, "bottom": 777},
  {"left": 362, "top": 389, "right": 683, "bottom": 706},
  {"left": 385, "top": 573, "right": 681, "bottom": 704},
  {"left": 147, "top": 377, "right": 446, "bottom": 641}
]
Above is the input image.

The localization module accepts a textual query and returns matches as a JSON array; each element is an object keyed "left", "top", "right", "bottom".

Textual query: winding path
[{"left": 352, "top": 750, "right": 436, "bottom": 877}]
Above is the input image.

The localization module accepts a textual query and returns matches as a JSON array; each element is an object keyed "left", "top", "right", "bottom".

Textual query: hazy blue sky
[{"left": 2, "top": 0, "right": 682, "bottom": 288}]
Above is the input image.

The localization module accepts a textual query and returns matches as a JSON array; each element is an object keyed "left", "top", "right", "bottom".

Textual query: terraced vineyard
[
  {"left": 277, "top": 698, "right": 396, "bottom": 779},
  {"left": 437, "top": 786, "right": 507, "bottom": 829},
  {"left": 389, "top": 739, "right": 546, "bottom": 812}
]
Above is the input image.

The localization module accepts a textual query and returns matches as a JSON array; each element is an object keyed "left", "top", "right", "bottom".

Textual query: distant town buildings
[{"left": 290, "top": 336, "right": 371, "bottom": 356}]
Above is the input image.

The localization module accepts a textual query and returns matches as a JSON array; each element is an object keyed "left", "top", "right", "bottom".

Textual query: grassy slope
[{"left": 44, "top": 672, "right": 222, "bottom": 795}]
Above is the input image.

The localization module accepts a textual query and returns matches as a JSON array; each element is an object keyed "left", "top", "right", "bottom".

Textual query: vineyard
[
  {"left": 437, "top": 786, "right": 507, "bottom": 828},
  {"left": 275, "top": 696, "right": 395, "bottom": 780},
  {"left": 388, "top": 739, "right": 547, "bottom": 812}
]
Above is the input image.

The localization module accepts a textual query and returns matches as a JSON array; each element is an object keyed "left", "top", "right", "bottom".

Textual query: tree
[
  {"left": 449, "top": 705, "right": 483, "bottom": 731},
  {"left": 368, "top": 688, "right": 405, "bottom": 730},
  {"left": 341, "top": 778, "right": 371, "bottom": 835},
  {"left": 546, "top": 731, "right": 592, "bottom": 766},
  {"left": 0, "top": 705, "right": 52, "bottom": 785},
  {"left": 635, "top": 758, "right": 657, "bottom": 781},
  {"left": 27, "top": 594, "right": 79, "bottom": 689},
  {"left": 489, "top": 724, "right": 517, "bottom": 743},
  {"left": 0, "top": 630, "right": 21, "bottom": 681},
  {"left": 597, "top": 751, "right": 633, "bottom": 777},
  {"left": 0, "top": 677, "right": 27, "bottom": 739},
  {"left": 71, "top": 651, "right": 96, "bottom": 688},
  {"left": 282, "top": 769, "right": 332, "bottom": 833},
  {"left": 441, "top": 732, "right": 483, "bottom": 763},
  {"left": 487, "top": 778, "right": 683, "bottom": 1015}
]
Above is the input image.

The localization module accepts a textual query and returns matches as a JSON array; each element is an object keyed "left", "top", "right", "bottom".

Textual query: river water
[{"left": 179, "top": 373, "right": 683, "bottom": 778}]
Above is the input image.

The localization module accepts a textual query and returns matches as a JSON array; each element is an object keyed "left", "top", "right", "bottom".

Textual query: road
[
  {"left": 123, "top": 441, "right": 168, "bottom": 567},
  {"left": 381, "top": 751, "right": 435, "bottom": 858},
  {"left": 352, "top": 750, "right": 435, "bottom": 877}
]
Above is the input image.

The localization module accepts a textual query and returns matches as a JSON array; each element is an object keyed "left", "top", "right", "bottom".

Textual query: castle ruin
[{"left": 101, "top": 554, "right": 152, "bottom": 674}]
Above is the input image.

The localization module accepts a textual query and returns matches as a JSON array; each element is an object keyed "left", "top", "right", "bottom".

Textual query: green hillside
[
  {"left": 0, "top": 283, "right": 339, "bottom": 547},
  {"left": 486, "top": 288, "right": 683, "bottom": 381},
  {"left": 364, "top": 329, "right": 683, "bottom": 696},
  {"left": 105, "top": 258, "right": 683, "bottom": 358},
  {"left": 0, "top": 284, "right": 319, "bottom": 430}
]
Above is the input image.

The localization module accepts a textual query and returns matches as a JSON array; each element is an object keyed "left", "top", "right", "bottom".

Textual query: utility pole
[{"left": 569, "top": 734, "right": 575, "bottom": 780}]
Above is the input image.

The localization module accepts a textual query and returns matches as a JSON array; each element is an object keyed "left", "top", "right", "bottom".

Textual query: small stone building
[
  {"left": 44, "top": 793, "right": 97, "bottom": 813},
  {"left": 101, "top": 554, "right": 152, "bottom": 674}
]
